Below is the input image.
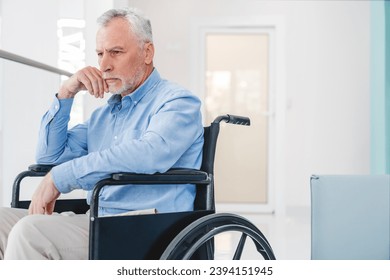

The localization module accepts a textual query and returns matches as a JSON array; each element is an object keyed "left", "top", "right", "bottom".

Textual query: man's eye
[{"left": 97, "top": 53, "right": 103, "bottom": 57}]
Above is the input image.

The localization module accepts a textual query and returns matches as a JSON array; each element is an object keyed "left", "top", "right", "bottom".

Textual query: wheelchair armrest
[
  {"left": 12, "top": 164, "right": 57, "bottom": 208},
  {"left": 13, "top": 163, "right": 89, "bottom": 213},
  {"left": 90, "top": 169, "right": 212, "bottom": 218},
  {"left": 111, "top": 169, "right": 210, "bottom": 183},
  {"left": 28, "top": 164, "right": 56, "bottom": 173}
]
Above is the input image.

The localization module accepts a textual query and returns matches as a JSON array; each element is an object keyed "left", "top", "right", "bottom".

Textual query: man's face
[{"left": 96, "top": 17, "right": 151, "bottom": 96}]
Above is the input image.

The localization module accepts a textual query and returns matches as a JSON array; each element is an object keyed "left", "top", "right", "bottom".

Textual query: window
[{"left": 57, "top": 18, "right": 86, "bottom": 128}]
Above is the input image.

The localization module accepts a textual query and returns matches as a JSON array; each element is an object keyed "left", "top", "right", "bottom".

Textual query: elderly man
[{"left": 0, "top": 8, "right": 203, "bottom": 259}]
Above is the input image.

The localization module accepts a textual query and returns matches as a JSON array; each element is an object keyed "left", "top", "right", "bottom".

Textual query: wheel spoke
[{"left": 233, "top": 233, "right": 247, "bottom": 260}]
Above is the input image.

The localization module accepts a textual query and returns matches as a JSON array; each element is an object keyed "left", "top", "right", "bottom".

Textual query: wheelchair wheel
[{"left": 160, "top": 213, "right": 276, "bottom": 260}]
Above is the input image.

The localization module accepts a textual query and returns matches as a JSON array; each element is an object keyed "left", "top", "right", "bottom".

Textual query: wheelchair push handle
[{"left": 213, "top": 114, "right": 250, "bottom": 126}]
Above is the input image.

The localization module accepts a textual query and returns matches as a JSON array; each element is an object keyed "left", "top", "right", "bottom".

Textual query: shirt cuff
[
  {"left": 48, "top": 94, "right": 73, "bottom": 119},
  {"left": 51, "top": 161, "right": 79, "bottom": 193}
]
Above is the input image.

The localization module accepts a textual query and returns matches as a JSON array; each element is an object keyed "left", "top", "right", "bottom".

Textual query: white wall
[{"left": 125, "top": 0, "right": 371, "bottom": 210}]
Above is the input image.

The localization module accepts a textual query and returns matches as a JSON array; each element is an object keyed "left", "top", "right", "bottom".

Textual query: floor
[{"left": 213, "top": 206, "right": 311, "bottom": 260}]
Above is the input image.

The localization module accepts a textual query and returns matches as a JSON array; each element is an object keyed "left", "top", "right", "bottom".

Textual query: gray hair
[{"left": 97, "top": 8, "right": 153, "bottom": 44}]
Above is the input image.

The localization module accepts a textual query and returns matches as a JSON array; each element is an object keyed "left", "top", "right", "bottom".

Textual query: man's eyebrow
[{"left": 96, "top": 46, "right": 125, "bottom": 52}]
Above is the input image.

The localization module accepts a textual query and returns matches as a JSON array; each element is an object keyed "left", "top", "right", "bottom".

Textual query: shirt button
[
  {"left": 114, "top": 136, "right": 118, "bottom": 140},
  {"left": 55, "top": 105, "right": 59, "bottom": 110}
]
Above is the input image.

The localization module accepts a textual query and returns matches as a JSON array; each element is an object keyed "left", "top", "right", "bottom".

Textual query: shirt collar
[{"left": 107, "top": 68, "right": 160, "bottom": 106}]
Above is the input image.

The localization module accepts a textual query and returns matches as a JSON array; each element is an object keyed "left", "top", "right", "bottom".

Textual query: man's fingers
[
  {"left": 45, "top": 201, "right": 56, "bottom": 215},
  {"left": 104, "top": 80, "right": 109, "bottom": 93},
  {"left": 59, "top": 66, "right": 106, "bottom": 99},
  {"left": 28, "top": 202, "right": 44, "bottom": 215},
  {"left": 78, "top": 67, "right": 105, "bottom": 98}
]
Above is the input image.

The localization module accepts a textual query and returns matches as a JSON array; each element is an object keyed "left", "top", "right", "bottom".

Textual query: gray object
[{"left": 311, "top": 175, "right": 390, "bottom": 259}]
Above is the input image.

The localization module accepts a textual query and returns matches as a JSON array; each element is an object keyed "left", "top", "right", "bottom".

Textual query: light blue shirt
[{"left": 36, "top": 69, "right": 204, "bottom": 215}]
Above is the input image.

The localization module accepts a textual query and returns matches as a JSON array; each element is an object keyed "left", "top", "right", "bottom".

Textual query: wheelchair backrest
[
  {"left": 200, "top": 123, "right": 220, "bottom": 175},
  {"left": 195, "top": 115, "right": 250, "bottom": 212},
  {"left": 194, "top": 124, "right": 219, "bottom": 211}
]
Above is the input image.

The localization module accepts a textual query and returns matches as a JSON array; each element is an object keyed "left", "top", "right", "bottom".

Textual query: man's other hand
[{"left": 28, "top": 172, "right": 61, "bottom": 215}]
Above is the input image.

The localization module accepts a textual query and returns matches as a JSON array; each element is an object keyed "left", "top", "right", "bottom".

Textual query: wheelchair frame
[{"left": 11, "top": 114, "right": 276, "bottom": 260}]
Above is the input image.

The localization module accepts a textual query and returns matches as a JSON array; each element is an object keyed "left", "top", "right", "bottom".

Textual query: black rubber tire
[{"left": 160, "top": 213, "right": 276, "bottom": 260}]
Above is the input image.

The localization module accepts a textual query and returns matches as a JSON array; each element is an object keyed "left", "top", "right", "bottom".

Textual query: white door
[{"left": 200, "top": 26, "right": 277, "bottom": 213}]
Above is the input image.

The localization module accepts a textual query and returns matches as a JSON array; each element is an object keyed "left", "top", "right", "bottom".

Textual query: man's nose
[{"left": 99, "top": 53, "right": 112, "bottom": 72}]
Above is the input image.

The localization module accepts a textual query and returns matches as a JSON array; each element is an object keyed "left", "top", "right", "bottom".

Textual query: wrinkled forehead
[{"left": 96, "top": 17, "right": 138, "bottom": 49}]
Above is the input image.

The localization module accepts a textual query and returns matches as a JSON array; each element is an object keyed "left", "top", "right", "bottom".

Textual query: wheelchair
[{"left": 11, "top": 114, "right": 276, "bottom": 260}]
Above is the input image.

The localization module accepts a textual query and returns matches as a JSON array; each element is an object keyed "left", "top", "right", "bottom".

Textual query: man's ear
[{"left": 144, "top": 42, "right": 154, "bottom": 65}]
